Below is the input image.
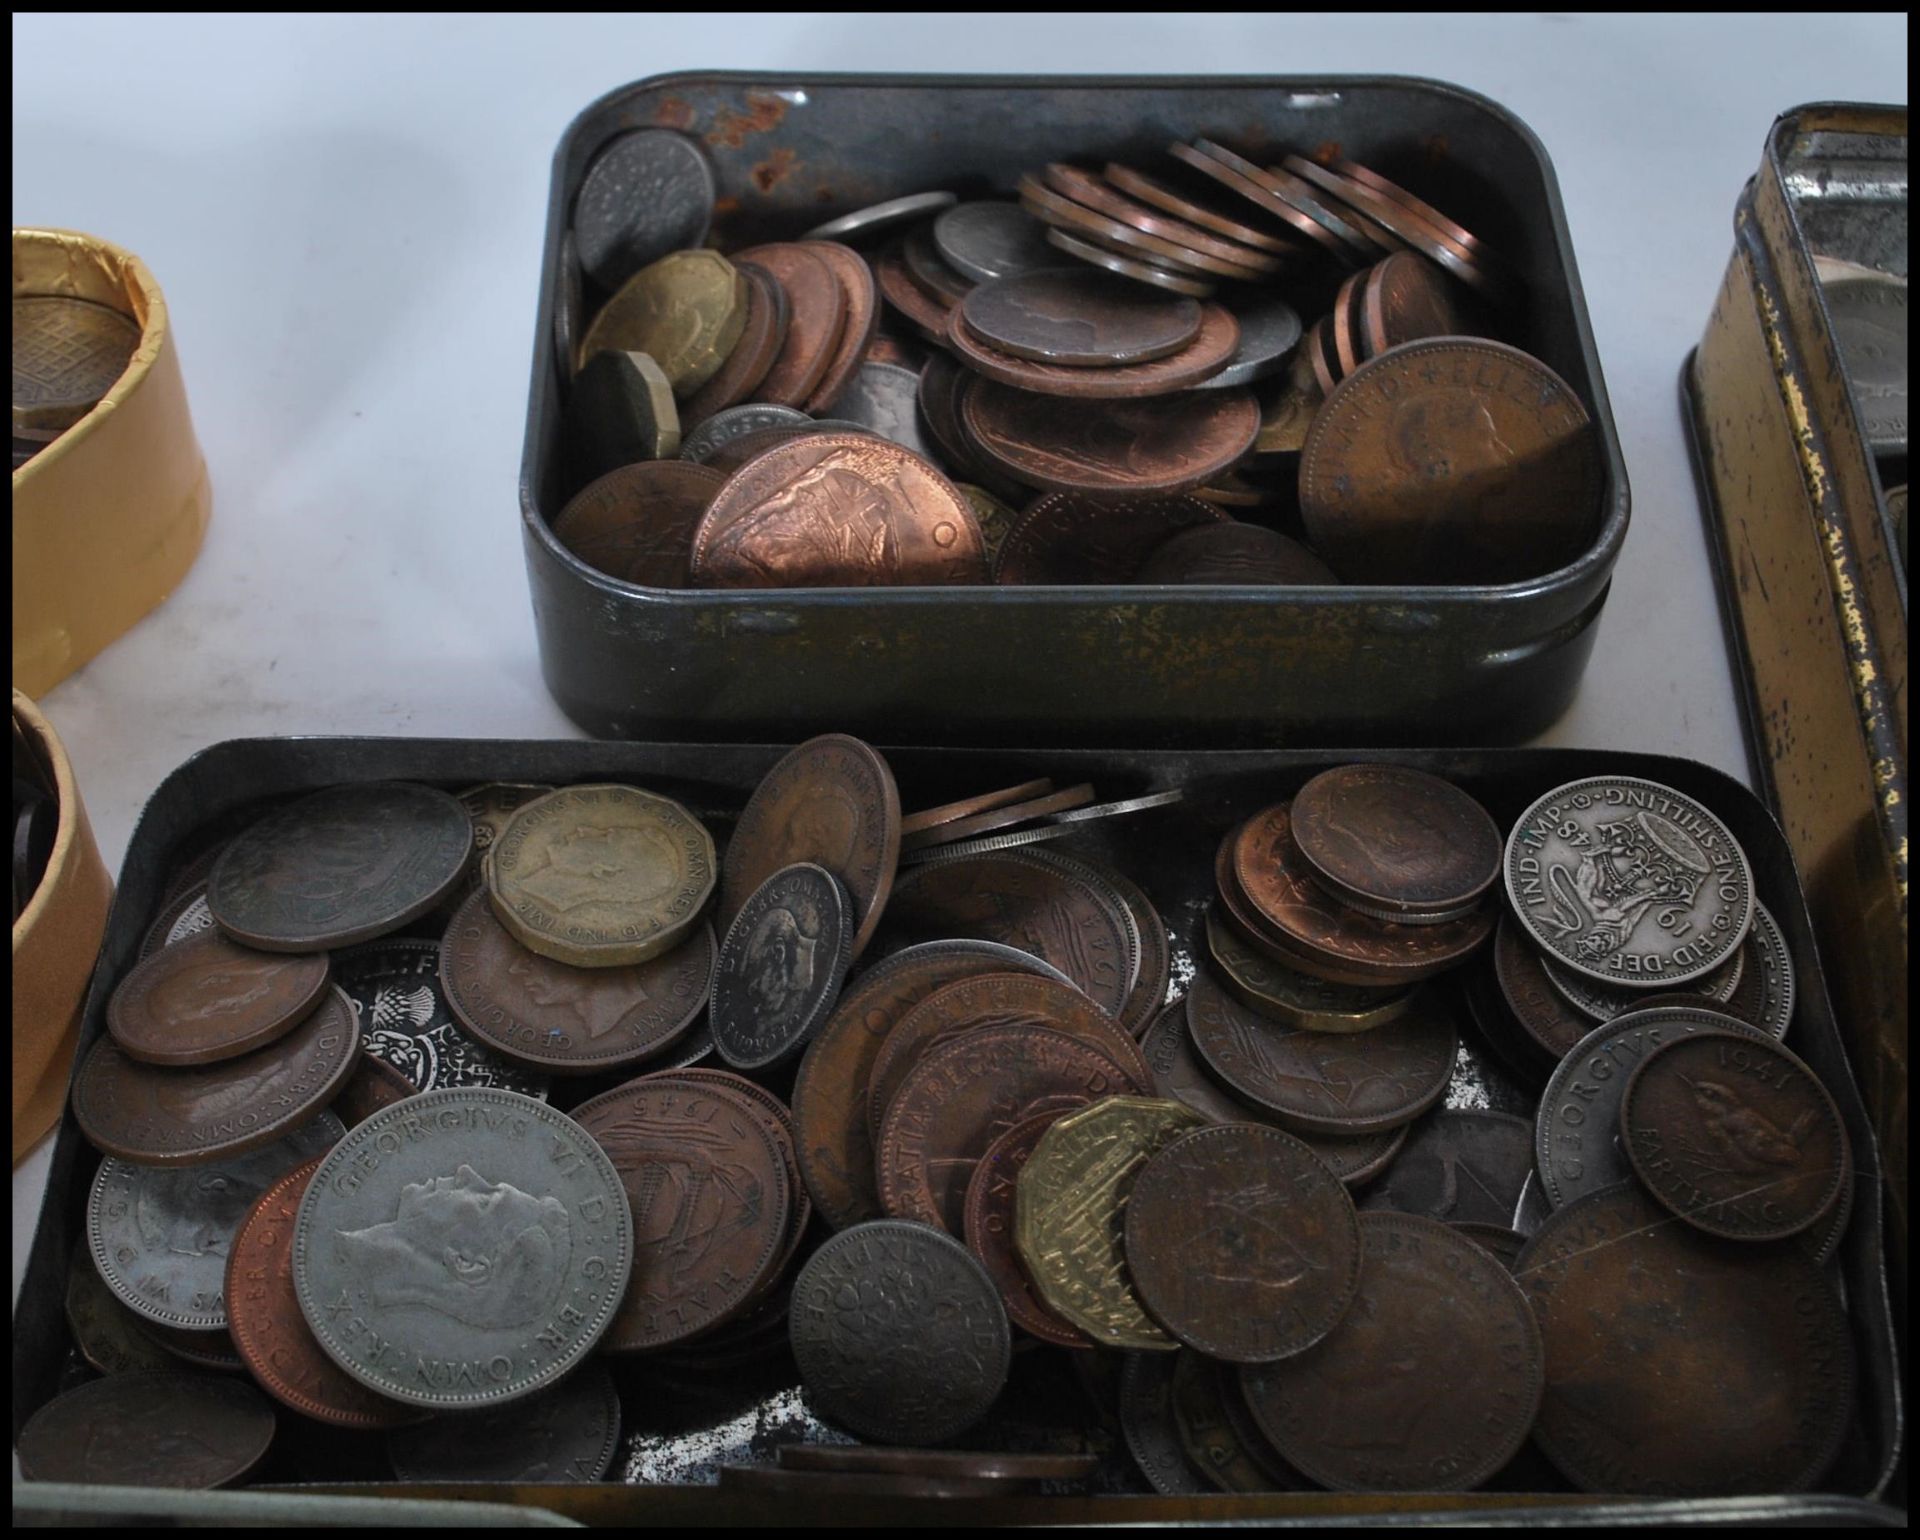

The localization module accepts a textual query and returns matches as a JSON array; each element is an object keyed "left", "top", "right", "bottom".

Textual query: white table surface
[{"left": 10, "top": 14, "right": 1908, "bottom": 1315}]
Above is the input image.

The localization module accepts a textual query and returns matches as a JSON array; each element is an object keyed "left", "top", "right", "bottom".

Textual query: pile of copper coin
[
  {"left": 545, "top": 129, "right": 1603, "bottom": 592},
  {"left": 25, "top": 744, "right": 1854, "bottom": 1501}
]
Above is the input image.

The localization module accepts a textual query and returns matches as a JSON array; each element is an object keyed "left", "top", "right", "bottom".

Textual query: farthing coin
[
  {"left": 1358, "top": 1109, "right": 1539, "bottom": 1230},
  {"left": 107, "top": 929, "right": 332, "bottom": 1066},
  {"left": 711, "top": 863, "right": 852, "bottom": 1072},
  {"left": 387, "top": 1359, "right": 622, "bottom": 1481},
  {"left": 571, "top": 128, "right": 714, "bottom": 291},
  {"left": 934, "top": 201, "right": 1056, "bottom": 283},
  {"left": 679, "top": 402, "right": 811, "bottom": 464},
  {"left": 88, "top": 1113, "right": 345, "bottom": 1330},
  {"left": 1505, "top": 776, "right": 1753, "bottom": 990},
  {"left": 208, "top": 782, "right": 473, "bottom": 952},
  {"left": 803, "top": 189, "right": 959, "bottom": 244},
  {"left": 824, "top": 360, "right": 937, "bottom": 460},
  {"left": 293, "top": 1089, "right": 632, "bottom": 1408},
  {"left": 963, "top": 1111, "right": 1095, "bottom": 1348},
  {"left": 1290, "top": 765, "right": 1502, "bottom": 921},
  {"left": 1118, "top": 1351, "right": 1211, "bottom": 1494},
  {"left": 15, "top": 1373, "right": 277, "bottom": 1488},
  {"left": 789, "top": 1219, "right": 1011, "bottom": 1444}
]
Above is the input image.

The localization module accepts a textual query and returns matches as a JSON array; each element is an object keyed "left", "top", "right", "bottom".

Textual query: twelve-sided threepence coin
[{"left": 292, "top": 1089, "right": 633, "bottom": 1409}]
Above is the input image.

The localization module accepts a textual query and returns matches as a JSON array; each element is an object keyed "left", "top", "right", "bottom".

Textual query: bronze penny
[
  {"left": 1134, "top": 523, "right": 1338, "bottom": 585},
  {"left": 1019, "top": 174, "right": 1271, "bottom": 283},
  {"left": 960, "top": 376, "right": 1258, "bottom": 498},
  {"left": 1621, "top": 1029, "right": 1848, "bottom": 1241},
  {"left": 107, "top": 929, "right": 332, "bottom": 1067},
  {"left": 1300, "top": 337, "right": 1601, "bottom": 585},
  {"left": 1187, "top": 967, "right": 1456, "bottom": 1135},
  {"left": 1104, "top": 162, "right": 1301, "bottom": 254},
  {"left": 1451, "top": 1221, "right": 1528, "bottom": 1270},
  {"left": 671, "top": 1066, "right": 812, "bottom": 1298},
  {"left": 1306, "top": 314, "right": 1342, "bottom": 396},
  {"left": 1324, "top": 155, "right": 1491, "bottom": 257},
  {"left": 1205, "top": 908, "right": 1412, "bottom": 1034},
  {"left": 896, "top": 782, "right": 1095, "bottom": 853},
  {"left": 710, "top": 862, "right": 853, "bottom": 1073},
  {"left": 1250, "top": 156, "right": 1400, "bottom": 260},
  {"left": 1127, "top": 1122, "right": 1361, "bottom": 1363},
  {"left": 901, "top": 778, "right": 1055, "bottom": 836},
  {"left": 1490, "top": 913, "right": 1593, "bottom": 1061},
  {"left": 551, "top": 460, "right": 725, "bottom": 588},
  {"left": 1170, "top": 1350, "right": 1301, "bottom": 1493},
  {"left": 800, "top": 241, "right": 881, "bottom": 414},
  {"left": 1042, "top": 227, "right": 1217, "bottom": 299},
  {"left": 961, "top": 266, "right": 1203, "bottom": 367},
  {"left": 570, "top": 1071, "right": 791, "bottom": 1351},
  {"left": 1359, "top": 1110, "right": 1539, "bottom": 1229},
  {"left": 964, "top": 1110, "right": 1095, "bottom": 1348},
  {"left": 680, "top": 262, "right": 791, "bottom": 427},
  {"left": 440, "top": 887, "right": 713, "bottom": 1074},
  {"left": 730, "top": 242, "right": 847, "bottom": 407},
  {"left": 993, "top": 491, "right": 1225, "bottom": 585},
  {"left": 876, "top": 1023, "right": 1147, "bottom": 1235},
  {"left": 74, "top": 986, "right": 361, "bottom": 1165},
  {"left": 1330, "top": 271, "right": 1366, "bottom": 378},
  {"left": 779, "top": 1444, "right": 1096, "bottom": 1481},
  {"left": 792, "top": 938, "right": 1071, "bottom": 1231},
  {"left": 691, "top": 431, "right": 986, "bottom": 587},
  {"left": 1291, "top": 764, "right": 1502, "bottom": 920},
  {"left": 225, "top": 1157, "right": 419, "bottom": 1428},
  {"left": 875, "top": 240, "right": 952, "bottom": 340},
  {"left": 1043, "top": 164, "right": 1287, "bottom": 275},
  {"left": 1361, "top": 250, "right": 1474, "bottom": 359},
  {"left": 15, "top": 1373, "right": 277, "bottom": 1489},
  {"left": 331, "top": 1049, "right": 416, "bottom": 1127},
  {"left": 1120, "top": 1351, "right": 1212, "bottom": 1494},
  {"left": 1242, "top": 1212, "right": 1544, "bottom": 1491},
  {"left": 1283, "top": 156, "right": 1494, "bottom": 297},
  {"left": 1514, "top": 1183, "right": 1852, "bottom": 1494},
  {"left": 945, "top": 298, "right": 1240, "bottom": 399},
  {"left": 1168, "top": 141, "right": 1353, "bottom": 261}
]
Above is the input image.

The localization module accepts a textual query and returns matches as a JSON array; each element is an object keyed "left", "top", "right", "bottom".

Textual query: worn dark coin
[
  {"left": 1506, "top": 776, "right": 1754, "bottom": 990},
  {"left": 900, "top": 779, "right": 1056, "bottom": 837},
  {"left": 107, "top": 929, "right": 332, "bottom": 1067},
  {"left": 1134, "top": 522, "right": 1337, "bottom": 585},
  {"left": 897, "top": 782, "right": 1095, "bottom": 853},
  {"left": 799, "top": 241, "right": 882, "bottom": 414},
  {"left": 711, "top": 863, "right": 851, "bottom": 1072},
  {"left": 135, "top": 1321, "right": 245, "bottom": 1373},
  {"left": 903, "top": 221, "right": 977, "bottom": 304},
  {"left": 717, "top": 1465, "right": 1007, "bottom": 1498},
  {"left": 1717, "top": 902, "right": 1795, "bottom": 1038},
  {"left": 827, "top": 359, "right": 938, "bottom": 460},
  {"left": 790, "top": 1218, "right": 1011, "bottom": 1443},
  {"left": 934, "top": 201, "right": 1055, "bottom": 284},
  {"left": 330, "top": 1048, "right": 416, "bottom": 1127},
  {"left": 208, "top": 783, "right": 473, "bottom": 952},
  {"left": 1291, "top": 764, "right": 1501, "bottom": 920},
  {"left": 1020, "top": 173, "right": 1270, "bottom": 283},
  {"left": 993, "top": 491, "right": 1225, "bottom": 585},
  {"left": 1243, "top": 1212, "right": 1542, "bottom": 1491},
  {"left": 1322, "top": 155, "right": 1491, "bottom": 258},
  {"left": 1205, "top": 907, "right": 1412, "bottom": 1033},
  {"left": 1042, "top": 226, "right": 1217, "bottom": 298},
  {"left": 565, "top": 348, "right": 680, "bottom": 484},
  {"left": 1190, "top": 294, "right": 1303, "bottom": 390},
  {"left": 1168, "top": 141, "right": 1355, "bottom": 261},
  {"left": 1170, "top": 1350, "right": 1300, "bottom": 1492},
  {"left": 682, "top": 262, "right": 790, "bottom": 427},
  {"left": 1043, "top": 164, "right": 1287, "bottom": 276},
  {"left": 947, "top": 297, "right": 1240, "bottom": 398},
  {"left": 964, "top": 1110, "right": 1094, "bottom": 1348},
  {"left": 1306, "top": 314, "right": 1343, "bottom": 397},
  {"left": 1621, "top": 1030, "right": 1847, "bottom": 1241},
  {"left": 1451, "top": 1221, "right": 1528, "bottom": 1270},
  {"left": 679, "top": 402, "right": 811, "bottom": 464},
  {"left": 15, "top": 1372, "right": 277, "bottom": 1488},
  {"left": 550, "top": 459, "right": 724, "bottom": 589},
  {"left": 1361, "top": 250, "right": 1474, "bottom": 358},
  {"left": 1118, "top": 1350, "right": 1212, "bottom": 1495},
  {"left": 960, "top": 268, "right": 1203, "bottom": 367},
  {"left": 876, "top": 238, "right": 957, "bottom": 340},
  {"left": 65, "top": 1240, "right": 179, "bottom": 1375},
  {"left": 139, "top": 879, "right": 217, "bottom": 957},
  {"left": 779, "top": 1443, "right": 1095, "bottom": 1480},
  {"left": 804, "top": 190, "right": 959, "bottom": 244},
  {"left": 1359, "top": 1110, "right": 1539, "bottom": 1229},
  {"left": 386, "top": 1359, "right": 621, "bottom": 1481},
  {"left": 457, "top": 783, "right": 556, "bottom": 867},
  {"left": 88, "top": 1114, "right": 345, "bottom": 1330},
  {"left": 670, "top": 1066, "right": 811, "bottom": 1299},
  {"left": 1514, "top": 1182, "right": 1852, "bottom": 1494},
  {"left": 1490, "top": 914, "right": 1595, "bottom": 1062},
  {"left": 1543, "top": 942, "right": 1743, "bottom": 1022},
  {"left": 572, "top": 128, "right": 713, "bottom": 291},
  {"left": 730, "top": 243, "right": 847, "bottom": 408}
]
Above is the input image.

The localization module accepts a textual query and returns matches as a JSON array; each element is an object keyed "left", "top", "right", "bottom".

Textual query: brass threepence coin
[
  {"left": 964, "top": 1110, "right": 1094, "bottom": 1348},
  {"left": 1133, "top": 522, "right": 1338, "bottom": 585},
  {"left": 992, "top": 491, "right": 1226, "bottom": 585},
  {"left": 1242, "top": 1212, "right": 1543, "bottom": 1491},
  {"left": 1205, "top": 908, "right": 1412, "bottom": 1032},
  {"left": 1015, "top": 1095, "right": 1206, "bottom": 1350},
  {"left": 729, "top": 243, "right": 849, "bottom": 407},
  {"left": 566, "top": 348, "right": 680, "bottom": 482},
  {"left": 1290, "top": 764, "right": 1502, "bottom": 922},
  {"left": 1490, "top": 913, "right": 1598, "bottom": 1062},
  {"left": 74, "top": 990, "right": 358, "bottom": 1166},
  {"left": 576, "top": 249, "right": 748, "bottom": 394},
  {"left": 1621, "top": 1029, "right": 1848, "bottom": 1242},
  {"left": 1169, "top": 1350, "right": 1301, "bottom": 1493},
  {"left": 12, "top": 294, "right": 142, "bottom": 439},
  {"left": 208, "top": 782, "right": 473, "bottom": 952},
  {"left": 387, "top": 1359, "right": 622, "bottom": 1482},
  {"left": 1505, "top": 776, "right": 1753, "bottom": 991},
  {"left": 682, "top": 262, "right": 791, "bottom": 425},
  {"left": 440, "top": 888, "right": 713, "bottom": 1074},
  {"left": 457, "top": 782, "right": 556, "bottom": 864},
  {"left": 107, "top": 929, "right": 332, "bottom": 1066},
  {"left": 961, "top": 267, "right": 1202, "bottom": 366},
  {"left": 552, "top": 459, "right": 725, "bottom": 587},
  {"left": 225, "top": 1157, "right": 421, "bottom": 1429},
  {"left": 711, "top": 862, "right": 852, "bottom": 1072},
  {"left": 804, "top": 190, "right": 959, "bottom": 244},
  {"left": 1359, "top": 1110, "right": 1538, "bottom": 1230},
  {"left": 1119, "top": 1351, "right": 1211, "bottom": 1495},
  {"left": 15, "top": 1372, "right": 277, "bottom": 1489},
  {"left": 779, "top": 1443, "right": 1096, "bottom": 1481},
  {"left": 1515, "top": 1183, "right": 1852, "bottom": 1495},
  {"left": 1543, "top": 941, "right": 1744, "bottom": 1022},
  {"left": 293, "top": 1088, "right": 633, "bottom": 1407},
  {"left": 489, "top": 783, "right": 716, "bottom": 967},
  {"left": 1125, "top": 1122, "right": 1362, "bottom": 1363},
  {"left": 790, "top": 1219, "right": 1011, "bottom": 1444},
  {"left": 65, "top": 1240, "right": 178, "bottom": 1376},
  {"left": 570, "top": 127, "right": 715, "bottom": 291}
]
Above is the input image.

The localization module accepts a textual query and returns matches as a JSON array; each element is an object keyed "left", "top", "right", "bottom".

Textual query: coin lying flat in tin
[
  {"left": 964, "top": 1110, "right": 1094, "bottom": 1349},
  {"left": 387, "top": 1359, "right": 622, "bottom": 1481},
  {"left": 826, "top": 359, "right": 938, "bottom": 461},
  {"left": 566, "top": 348, "right": 680, "bottom": 482},
  {"left": 1118, "top": 1350, "right": 1211, "bottom": 1495},
  {"left": 730, "top": 243, "right": 847, "bottom": 408},
  {"left": 1170, "top": 1349, "right": 1300, "bottom": 1493},
  {"left": 1134, "top": 523, "right": 1337, "bottom": 585},
  {"left": 88, "top": 1114, "right": 344, "bottom": 1330},
  {"left": 992, "top": 492, "right": 1226, "bottom": 586},
  {"left": 790, "top": 1219, "right": 1011, "bottom": 1444},
  {"left": 12, "top": 294, "right": 143, "bottom": 439},
  {"left": 1205, "top": 908, "right": 1411, "bottom": 1033},
  {"left": 804, "top": 190, "right": 959, "bottom": 244},
  {"left": 1359, "top": 1110, "right": 1539, "bottom": 1230},
  {"left": 935, "top": 201, "right": 1055, "bottom": 284},
  {"left": 293, "top": 1088, "right": 632, "bottom": 1408},
  {"left": 1490, "top": 914, "right": 1596, "bottom": 1063},
  {"left": 1291, "top": 765, "right": 1501, "bottom": 921},
  {"left": 1514, "top": 1182, "right": 1852, "bottom": 1495},
  {"left": 571, "top": 128, "right": 714, "bottom": 292},
  {"left": 15, "top": 1372, "right": 277, "bottom": 1488},
  {"left": 208, "top": 782, "right": 472, "bottom": 952},
  {"left": 107, "top": 929, "right": 332, "bottom": 1066},
  {"left": 948, "top": 297, "right": 1241, "bottom": 399},
  {"left": 960, "top": 268, "right": 1203, "bottom": 367},
  {"left": 65, "top": 1240, "right": 179, "bottom": 1375},
  {"left": 550, "top": 460, "right": 726, "bottom": 588},
  {"left": 577, "top": 250, "right": 748, "bottom": 394},
  {"left": 679, "top": 402, "right": 812, "bottom": 465},
  {"left": 711, "top": 863, "right": 852, "bottom": 1072}
]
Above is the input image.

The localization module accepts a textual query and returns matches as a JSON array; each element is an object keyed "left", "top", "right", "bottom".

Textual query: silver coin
[
  {"left": 895, "top": 790, "right": 1185, "bottom": 864},
  {"left": 679, "top": 403, "right": 811, "bottom": 464},
  {"left": 825, "top": 362, "right": 937, "bottom": 460},
  {"left": 711, "top": 862, "right": 852, "bottom": 1072},
  {"left": 1739, "top": 903, "right": 1796, "bottom": 1039},
  {"left": 1189, "top": 296, "right": 1303, "bottom": 390},
  {"left": 1542, "top": 939, "right": 1745, "bottom": 1022},
  {"left": 335, "top": 938, "right": 550, "bottom": 1101},
  {"left": 803, "top": 417, "right": 878, "bottom": 435},
  {"left": 572, "top": 129, "right": 715, "bottom": 292},
  {"left": 804, "top": 190, "right": 958, "bottom": 244},
  {"left": 933, "top": 201, "right": 1056, "bottom": 284},
  {"left": 88, "top": 1113, "right": 345, "bottom": 1330},
  {"left": 386, "top": 1359, "right": 622, "bottom": 1481},
  {"left": 1533, "top": 1006, "right": 1770, "bottom": 1209},
  {"left": 1504, "top": 777, "right": 1753, "bottom": 990},
  {"left": 554, "top": 229, "right": 582, "bottom": 382},
  {"left": 139, "top": 882, "right": 216, "bottom": 957},
  {"left": 1823, "top": 273, "right": 1907, "bottom": 455},
  {"left": 293, "top": 1088, "right": 633, "bottom": 1409},
  {"left": 1043, "top": 788, "right": 1186, "bottom": 825}
]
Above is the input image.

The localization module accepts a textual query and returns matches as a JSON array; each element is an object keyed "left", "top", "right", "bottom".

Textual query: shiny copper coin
[
  {"left": 876, "top": 1023, "right": 1147, "bottom": 1234},
  {"left": 730, "top": 242, "right": 847, "bottom": 407},
  {"left": 1514, "top": 1183, "right": 1852, "bottom": 1494},
  {"left": 874, "top": 240, "right": 952, "bottom": 340},
  {"left": 1324, "top": 155, "right": 1490, "bottom": 256},
  {"left": 1187, "top": 967, "right": 1455, "bottom": 1135},
  {"left": 1041, "top": 165, "right": 1286, "bottom": 273},
  {"left": 15, "top": 1373, "right": 277, "bottom": 1489},
  {"left": 1330, "top": 271, "right": 1366, "bottom": 378},
  {"left": 1169, "top": 141, "right": 1351, "bottom": 261},
  {"left": 1104, "top": 162, "right": 1300, "bottom": 254},
  {"left": 897, "top": 782, "right": 1095, "bottom": 852},
  {"left": 964, "top": 1110, "right": 1095, "bottom": 1348},
  {"left": 800, "top": 241, "right": 881, "bottom": 414},
  {"left": 779, "top": 1443, "right": 1097, "bottom": 1481},
  {"left": 901, "top": 778, "right": 1055, "bottom": 836},
  {"left": 960, "top": 376, "right": 1257, "bottom": 498},
  {"left": 1250, "top": 155, "right": 1399, "bottom": 260},
  {"left": 1301, "top": 337, "right": 1601, "bottom": 584},
  {"left": 671, "top": 1066, "right": 812, "bottom": 1298},
  {"left": 1284, "top": 156, "right": 1494, "bottom": 295},
  {"left": 1205, "top": 908, "right": 1412, "bottom": 1033},
  {"left": 550, "top": 460, "right": 725, "bottom": 588},
  {"left": 1020, "top": 174, "right": 1271, "bottom": 282},
  {"left": 946, "top": 299, "right": 1239, "bottom": 400},
  {"left": 1242, "top": 1212, "right": 1543, "bottom": 1491},
  {"left": 690, "top": 432, "right": 987, "bottom": 587},
  {"left": 681, "top": 261, "right": 790, "bottom": 426},
  {"left": 107, "top": 929, "right": 331, "bottom": 1067},
  {"left": 1134, "top": 522, "right": 1338, "bottom": 585},
  {"left": 993, "top": 491, "right": 1225, "bottom": 585},
  {"left": 1042, "top": 227, "right": 1216, "bottom": 299},
  {"left": 1361, "top": 250, "right": 1474, "bottom": 359},
  {"left": 960, "top": 266, "right": 1203, "bottom": 366},
  {"left": 331, "top": 1049, "right": 416, "bottom": 1127},
  {"left": 1291, "top": 764, "right": 1501, "bottom": 919},
  {"left": 1490, "top": 914, "right": 1592, "bottom": 1061}
]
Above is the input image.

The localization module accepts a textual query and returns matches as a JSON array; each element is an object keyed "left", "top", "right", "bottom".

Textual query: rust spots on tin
[
  {"left": 752, "top": 147, "right": 799, "bottom": 193},
  {"left": 706, "top": 92, "right": 788, "bottom": 149},
  {"left": 653, "top": 97, "right": 696, "bottom": 131}
]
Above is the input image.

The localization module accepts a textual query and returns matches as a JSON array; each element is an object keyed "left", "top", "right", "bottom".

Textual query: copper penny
[
  {"left": 1490, "top": 914, "right": 1593, "bottom": 1062},
  {"left": 1514, "top": 1183, "right": 1852, "bottom": 1494},
  {"left": 550, "top": 460, "right": 725, "bottom": 588},
  {"left": 1187, "top": 967, "right": 1455, "bottom": 1135},
  {"left": 1042, "top": 164, "right": 1286, "bottom": 274},
  {"left": 570, "top": 1071, "right": 791, "bottom": 1351},
  {"left": 963, "top": 1110, "right": 1096, "bottom": 1348},
  {"left": 671, "top": 1066, "right": 812, "bottom": 1298},
  {"left": 779, "top": 1444, "right": 1096, "bottom": 1481},
  {"left": 1168, "top": 141, "right": 1352, "bottom": 261},
  {"left": 1300, "top": 337, "right": 1601, "bottom": 584},
  {"left": 1019, "top": 174, "right": 1271, "bottom": 283},
  {"left": 897, "top": 782, "right": 1095, "bottom": 852},
  {"left": 800, "top": 241, "right": 881, "bottom": 414},
  {"left": 1249, "top": 155, "right": 1399, "bottom": 260},
  {"left": 1324, "top": 155, "right": 1490, "bottom": 256},
  {"left": 874, "top": 240, "right": 952, "bottom": 340},
  {"left": 1242, "top": 1212, "right": 1543, "bottom": 1491},
  {"left": 331, "top": 1049, "right": 416, "bottom": 1127},
  {"left": 1126, "top": 1123, "right": 1362, "bottom": 1363},
  {"left": 1291, "top": 764, "right": 1502, "bottom": 920},
  {"left": 107, "top": 929, "right": 332, "bottom": 1067},
  {"left": 960, "top": 376, "right": 1258, "bottom": 498},
  {"left": 961, "top": 266, "right": 1203, "bottom": 366},
  {"left": 792, "top": 938, "right": 1072, "bottom": 1231},
  {"left": 1104, "top": 162, "right": 1301, "bottom": 254},
  {"left": 1205, "top": 908, "right": 1413, "bottom": 1034},
  {"left": 690, "top": 431, "right": 987, "bottom": 587},
  {"left": 1621, "top": 1030, "right": 1848, "bottom": 1241},
  {"left": 1330, "top": 271, "right": 1366, "bottom": 378},
  {"left": 992, "top": 491, "right": 1225, "bottom": 585},
  {"left": 1120, "top": 1351, "right": 1212, "bottom": 1494},
  {"left": 945, "top": 299, "right": 1241, "bottom": 399},
  {"left": 876, "top": 1023, "right": 1147, "bottom": 1235},
  {"left": 1134, "top": 523, "right": 1337, "bottom": 585},
  {"left": 1359, "top": 1110, "right": 1539, "bottom": 1229},
  {"left": 225, "top": 1157, "right": 419, "bottom": 1428},
  {"left": 1284, "top": 156, "right": 1494, "bottom": 296},
  {"left": 1306, "top": 314, "right": 1342, "bottom": 396},
  {"left": 1043, "top": 227, "right": 1217, "bottom": 299},
  {"left": 681, "top": 261, "right": 790, "bottom": 426},
  {"left": 730, "top": 242, "right": 847, "bottom": 407},
  {"left": 15, "top": 1373, "right": 277, "bottom": 1489},
  {"left": 74, "top": 986, "right": 361, "bottom": 1165},
  {"left": 1361, "top": 251, "right": 1474, "bottom": 359},
  {"left": 1170, "top": 1350, "right": 1302, "bottom": 1493},
  {"left": 901, "top": 778, "right": 1055, "bottom": 836}
]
